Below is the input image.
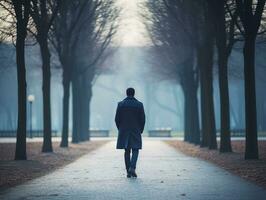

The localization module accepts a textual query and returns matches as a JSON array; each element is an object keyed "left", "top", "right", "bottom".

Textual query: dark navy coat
[{"left": 115, "top": 97, "right": 145, "bottom": 149}]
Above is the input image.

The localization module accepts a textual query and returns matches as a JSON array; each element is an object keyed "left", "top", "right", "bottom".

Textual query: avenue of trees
[
  {"left": 143, "top": 0, "right": 266, "bottom": 159},
  {"left": 51, "top": 0, "right": 118, "bottom": 147},
  {"left": 0, "top": 0, "right": 265, "bottom": 161},
  {"left": 0, "top": 0, "right": 118, "bottom": 160}
]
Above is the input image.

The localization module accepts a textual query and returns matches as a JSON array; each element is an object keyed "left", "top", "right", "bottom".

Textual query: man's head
[{"left": 126, "top": 87, "right": 135, "bottom": 97}]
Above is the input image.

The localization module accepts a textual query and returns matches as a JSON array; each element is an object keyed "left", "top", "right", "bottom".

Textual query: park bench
[
  {"left": 0, "top": 130, "right": 58, "bottom": 137},
  {"left": 215, "top": 129, "right": 245, "bottom": 137},
  {"left": 217, "top": 129, "right": 265, "bottom": 137},
  {"left": 148, "top": 128, "right": 172, "bottom": 137},
  {"left": 89, "top": 129, "right": 110, "bottom": 137}
]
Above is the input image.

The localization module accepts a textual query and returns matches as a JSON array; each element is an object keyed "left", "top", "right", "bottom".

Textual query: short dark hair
[{"left": 126, "top": 88, "right": 135, "bottom": 97}]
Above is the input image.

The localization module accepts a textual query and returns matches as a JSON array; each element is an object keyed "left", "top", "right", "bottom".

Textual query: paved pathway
[{"left": 1, "top": 139, "right": 266, "bottom": 200}]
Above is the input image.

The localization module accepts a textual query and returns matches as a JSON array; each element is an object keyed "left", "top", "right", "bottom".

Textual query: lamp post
[{"left": 28, "top": 94, "right": 35, "bottom": 138}]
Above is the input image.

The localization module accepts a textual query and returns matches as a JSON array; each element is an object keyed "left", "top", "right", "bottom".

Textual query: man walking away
[{"left": 115, "top": 88, "right": 145, "bottom": 178}]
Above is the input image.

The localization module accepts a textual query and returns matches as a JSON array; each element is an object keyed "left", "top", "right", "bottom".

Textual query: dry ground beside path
[
  {"left": 1, "top": 139, "right": 266, "bottom": 200},
  {"left": 166, "top": 140, "right": 266, "bottom": 189},
  {"left": 0, "top": 140, "right": 109, "bottom": 190}
]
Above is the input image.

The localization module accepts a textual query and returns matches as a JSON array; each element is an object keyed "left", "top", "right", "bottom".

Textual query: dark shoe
[
  {"left": 126, "top": 170, "right": 131, "bottom": 178},
  {"left": 129, "top": 168, "right": 137, "bottom": 178}
]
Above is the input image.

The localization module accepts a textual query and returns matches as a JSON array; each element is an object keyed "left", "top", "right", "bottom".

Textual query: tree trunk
[
  {"left": 197, "top": 1, "right": 217, "bottom": 149},
  {"left": 183, "top": 87, "right": 190, "bottom": 142},
  {"left": 78, "top": 76, "right": 92, "bottom": 141},
  {"left": 145, "top": 83, "right": 151, "bottom": 131},
  {"left": 39, "top": 38, "right": 53, "bottom": 152},
  {"left": 218, "top": 56, "right": 232, "bottom": 152},
  {"left": 181, "top": 57, "right": 200, "bottom": 145},
  {"left": 15, "top": 26, "right": 27, "bottom": 160},
  {"left": 76, "top": 78, "right": 84, "bottom": 142},
  {"left": 198, "top": 48, "right": 208, "bottom": 147},
  {"left": 60, "top": 74, "right": 70, "bottom": 147},
  {"left": 198, "top": 42, "right": 217, "bottom": 149},
  {"left": 237, "top": 87, "right": 245, "bottom": 129},
  {"left": 219, "top": 58, "right": 232, "bottom": 152},
  {"left": 79, "top": 89, "right": 85, "bottom": 141},
  {"left": 84, "top": 80, "right": 92, "bottom": 141},
  {"left": 243, "top": 36, "right": 258, "bottom": 159},
  {"left": 190, "top": 84, "right": 200, "bottom": 145},
  {"left": 72, "top": 76, "right": 80, "bottom": 143},
  {"left": 215, "top": 2, "right": 232, "bottom": 152},
  {"left": 87, "top": 89, "right": 92, "bottom": 139},
  {"left": 205, "top": 62, "right": 217, "bottom": 150},
  {"left": 262, "top": 92, "right": 266, "bottom": 131},
  {"left": 182, "top": 84, "right": 200, "bottom": 144}
]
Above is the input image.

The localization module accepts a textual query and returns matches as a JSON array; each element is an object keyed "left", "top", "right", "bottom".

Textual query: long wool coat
[{"left": 115, "top": 97, "right": 145, "bottom": 149}]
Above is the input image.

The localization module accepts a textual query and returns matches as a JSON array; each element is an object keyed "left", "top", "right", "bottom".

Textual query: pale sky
[{"left": 116, "top": 0, "right": 151, "bottom": 46}]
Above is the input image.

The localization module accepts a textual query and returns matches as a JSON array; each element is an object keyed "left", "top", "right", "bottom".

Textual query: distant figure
[{"left": 115, "top": 88, "right": 145, "bottom": 178}]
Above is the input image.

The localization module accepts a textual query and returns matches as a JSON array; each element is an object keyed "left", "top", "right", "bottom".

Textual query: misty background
[{"left": 0, "top": 0, "right": 266, "bottom": 135}]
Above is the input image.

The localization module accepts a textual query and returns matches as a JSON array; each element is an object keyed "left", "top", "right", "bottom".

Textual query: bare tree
[
  {"left": 210, "top": 0, "right": 234, "bottom": 152},
  {"left": 0, "top": 0, "right": 31, "bottom": 160},
  {"left": 142, "top": 0, "right": 201, "bottom": 145},
  {"left": 71, "top": 1, "right": 118, "bottom": 142},
  {"left": 51, "top": 0, "right": 91, "bottom": 147},
  {"left": 51, "top": 0, "right": 119, "bottom": 144},
  {"left": 29, "top": 0, "right": 61, "bottom": 152},
  {"left": 235, "top": 0, "right": 266, "bottom": 159}
]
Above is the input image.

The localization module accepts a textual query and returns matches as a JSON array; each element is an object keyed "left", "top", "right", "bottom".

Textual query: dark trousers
[{"left": 124, "top": 148, "right": 139, "bottom": 170}]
